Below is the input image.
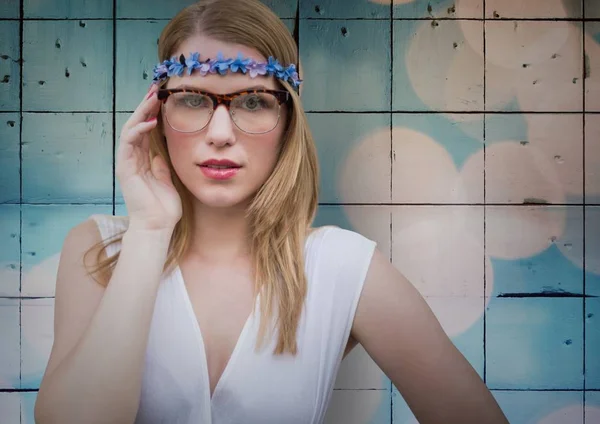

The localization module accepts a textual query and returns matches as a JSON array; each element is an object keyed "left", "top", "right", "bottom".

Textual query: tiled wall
[{"left": 0, "top": 0, "right": 599, "bottom": 423}]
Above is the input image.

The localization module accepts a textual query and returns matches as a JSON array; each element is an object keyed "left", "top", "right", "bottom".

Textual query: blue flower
[
  {"left": 167, "top": 55, "right": 185, "bottom": 77},
  {"left": 230, "top": 53, "right": 252, "bottom": 74},
  {"left": 211, "top": 52, "right": 233, "bottom": 75},
  {"left": 185, "top": 52, "right": 201, "bottom": 75},
  {"left": 265, "top": 56, "right": 283, "bottom": 76}
]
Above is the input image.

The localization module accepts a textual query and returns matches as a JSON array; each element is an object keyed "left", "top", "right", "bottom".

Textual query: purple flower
[
  {"left": 248, "top": 60, "right": 268, "bottom": 78},
  {"left": 198, "top": 59, "right": 211, "bottom": 76},
  {"left": 152, "top": 61, "right": 169, "bottom": 82}
]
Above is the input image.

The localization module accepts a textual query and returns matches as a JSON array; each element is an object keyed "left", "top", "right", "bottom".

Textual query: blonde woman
[{"left": 34, "top": 1, "right": 508, "bottom": 423}]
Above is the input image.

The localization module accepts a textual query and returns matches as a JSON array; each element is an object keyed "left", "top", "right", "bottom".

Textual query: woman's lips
[{"left": 198, "top": 165, "right": 241, "bottom": 180}]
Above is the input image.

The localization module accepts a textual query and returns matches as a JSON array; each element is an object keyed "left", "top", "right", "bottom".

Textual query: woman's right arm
[
  {"left": 34, "top": 221, "right": 174, "bottom": 424},
  {"left": 35, "top": 83, "right": 183, "bottom": 424}
]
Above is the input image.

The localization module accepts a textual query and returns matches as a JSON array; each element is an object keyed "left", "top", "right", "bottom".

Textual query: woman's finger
[{"left": 122, "top": 85, "right": 161, "bottom": 132}]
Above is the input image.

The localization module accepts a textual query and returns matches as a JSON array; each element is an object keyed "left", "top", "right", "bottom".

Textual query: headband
[{"left": 152, "top": 52, "right": 302, "bottom": 89}]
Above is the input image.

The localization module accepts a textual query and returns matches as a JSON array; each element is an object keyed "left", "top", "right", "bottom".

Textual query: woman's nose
[{"left": 204, "top": 104, "right": 236, "bottom": 147}]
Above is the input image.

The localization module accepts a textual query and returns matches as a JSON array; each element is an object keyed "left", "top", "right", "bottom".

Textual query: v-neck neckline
[
  {"left": 172, "top": 226, "right": 327, "bottom": 413},
  {"left": 174, "top": 264, "right": 260, "bottom": 406}
]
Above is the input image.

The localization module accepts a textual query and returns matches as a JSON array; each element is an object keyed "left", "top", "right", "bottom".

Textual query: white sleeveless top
[{"left": 89, "top": 214, "right": 377, "bottom": 424}]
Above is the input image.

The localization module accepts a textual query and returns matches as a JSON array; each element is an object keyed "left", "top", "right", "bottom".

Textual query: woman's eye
[
  {"left": 242, "top": 95, "right": 263, "bottom": 110},
  {"left": 180, "top": 95, "right": 208, "bottom": 108}
]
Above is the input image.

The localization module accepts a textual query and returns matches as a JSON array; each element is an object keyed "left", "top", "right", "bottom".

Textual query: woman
[{"left": 34, "top": 0, "right": 508, "bottom": 423}]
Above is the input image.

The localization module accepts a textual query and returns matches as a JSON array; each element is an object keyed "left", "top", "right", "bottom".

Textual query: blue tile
[
  {"left": 116, "top": 0, "right": 295, "bottom": 19},
  {"left": 587, "top": 207, "right": 600, "bottom": 296},
  {"left": 116, "top": 0, "right": 196, "bottom": 18},
  {"left": 0, "top": 1, "right": 19, "bottom": 18},
  {"left": 0, "top": 21, "right": 20, "bottom": 111},
  {"left": 392, "top": 113, "right": 483, "bottom": 170},
  {"left": 392, "top": 19, "right": 484, "bottom": 112},
  {"left": 0, "top": 114, "right": 19, "bottom": 203},
  {"left": 299, "top": 20, "right": 391, "bottom": 111},
  {"left": 587, "top": 299, "right": 600, "bottom": 389},
  {"left": 22, "top": 113, "right": 113, "bottom": 203},
  {"left": 306, "top": 113, "right": 390, "bottom": 202},
  {"left": 0, "top": 205, "right": 19, "bottom": 297},
  {"left": 281, "top": 18, "right": 295, "bottom": 35},
  {"left": 588, "top": 392, "right": 600, "bottom": 423},
  {"left": 0, "top": 298, "right": 20, "bottom": 390},
  {"left": 492, "top": 390, "right": 582, "bottom": 424},
  {"left": 21, "top": 391, "right": 37, "bottom": 424},
  {"left": 451, "top": 311, "right": 484, "bottom": 378},
  {"left": 261, "top": 0, "right": 298, "bottom": 19},
  {"left": 393, "top": 0, "right": 482, "bottom": 19},
  {"left": 22, "top": 205, "right": 112, "bottom": 280},
  {"left": 24, "top": 0, "right": 112, "bottom": 18},
  {"left": 23, "top": 20, "right": 113, "bottom": 112},
  {"left": 486, "top": 297, "right": 583, "bottom": 389},
  {"left": 300, "top": 0, "right": 390, "bottom": 18},
  {"left": 115, "top": 20, "right": 169, "bottom": 111},
  {"left": 492, "top": 224, "right": 583, "bottom": 295},
  {"left": 115, "top": 113, "right": 128, "bottom": 203}
]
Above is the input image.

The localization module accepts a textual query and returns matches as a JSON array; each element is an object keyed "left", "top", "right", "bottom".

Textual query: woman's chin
[{"left": 191, "top": 188, "right": 253, "bottom": 210}]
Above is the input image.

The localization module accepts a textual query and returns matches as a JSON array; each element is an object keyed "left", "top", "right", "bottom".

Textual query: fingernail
[
  {"left": 145, "top": 91, "right": 154, "bottom": 100},
  {"left": 145, "top": 116, "right": 157, "bottom": 122}
]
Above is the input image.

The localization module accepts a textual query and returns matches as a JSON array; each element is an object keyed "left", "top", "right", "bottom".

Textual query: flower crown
[{"left": 152, "top": 52, "right": 302, "bottom": 89}]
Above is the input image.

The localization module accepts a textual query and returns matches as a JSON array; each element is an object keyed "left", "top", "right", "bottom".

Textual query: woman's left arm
[{"left": 351, "top": 248, "right": 509, "bottom": 424}]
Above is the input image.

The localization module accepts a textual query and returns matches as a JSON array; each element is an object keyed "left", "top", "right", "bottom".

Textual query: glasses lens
[
  {"left": 230, "top": 92, "right": 281, "bottom": 134},
  {"left": 164, "top": 92, "right": 213, "bottom": 132}
]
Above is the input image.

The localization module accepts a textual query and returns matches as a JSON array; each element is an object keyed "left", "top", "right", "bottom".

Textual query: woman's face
[{"left": 162, "top": 35, "right": 288, "bottom": 209}]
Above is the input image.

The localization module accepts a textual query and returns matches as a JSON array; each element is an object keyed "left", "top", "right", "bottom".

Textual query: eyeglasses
[{"left": 157, "top": 88, "right": 290, "bottom": 135}]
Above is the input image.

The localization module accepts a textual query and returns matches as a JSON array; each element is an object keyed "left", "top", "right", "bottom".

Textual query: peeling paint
[
  {"left": 498, "top": 290, "right": 593, "bottom": 298},
  {"left": 523, "top": 198, "right": 549, "bottom": 204},
  {"left": 584, "top": 52, "right": 590, "bottom": 79}
]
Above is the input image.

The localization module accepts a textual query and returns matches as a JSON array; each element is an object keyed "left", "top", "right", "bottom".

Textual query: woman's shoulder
[{"left": 307, "top": 225, "right": 378, "bottom": 261}]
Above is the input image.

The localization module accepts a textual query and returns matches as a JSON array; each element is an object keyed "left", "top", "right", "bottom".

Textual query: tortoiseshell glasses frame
[{"left": 156, "top": 88, "right": 291, "bottom": 135}]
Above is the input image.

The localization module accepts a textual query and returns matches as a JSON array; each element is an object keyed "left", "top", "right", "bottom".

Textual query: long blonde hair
[{"left": 84, "top": 0, "right": 319, "bottom": 355}]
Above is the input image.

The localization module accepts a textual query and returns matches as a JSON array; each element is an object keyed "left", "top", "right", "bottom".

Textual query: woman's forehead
[{"left": 173, "top": 34, "right": 267, "bottom": 63}]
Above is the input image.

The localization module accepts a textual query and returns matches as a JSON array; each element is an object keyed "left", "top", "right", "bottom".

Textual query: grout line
[
  {"left": 389, "top": 1, "right": 394, "bottom": 421},
  {"left": 18, "top": 0, "right": 24, "bottom": 419},
  {"left": 5, "top": 17, "right": 600, "bottom": 21},
  {"left": 5, "top": 110, "right": 600, "bottom": 115},
  {"left": 9, "top": 109, "right": 600, "bottom": 114},
  {"left": 483, "top": 0, "right": 487, "bottom": 386},
  {"left": 112, "top": 0, "right": 116, "bottom": 215},
  {"left": 8, "top": 202, "right": 600, "bottom": 206},
  {"left": 582, "top": 0, "right": 587, "bottom": 420}
]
